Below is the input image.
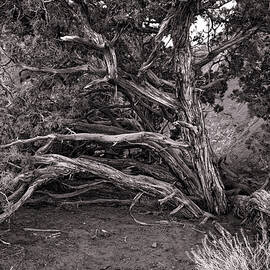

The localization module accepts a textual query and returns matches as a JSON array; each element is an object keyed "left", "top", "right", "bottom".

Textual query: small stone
[{"left": 151, "top": 242, "right": 158, "bottom": 248}]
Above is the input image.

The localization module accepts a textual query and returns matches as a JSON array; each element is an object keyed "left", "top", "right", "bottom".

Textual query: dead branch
[
  {"left": 66, "top": 122, "right": 136, "bottom": 134},
  {"left": 80, "top": 156, "right": 178, "bottom": 183},
  {"left": 60, "top": 35, "right": 105, "bottom": 50},
  {"left": 20, "top": 64, "right": 106, "bottom": 76},
  {"left": 117, "top": 77, "right": 181, "bottom": 110},
  {"left": 139, "top": 11, "right": 174, "bottom": 73},
  {"left": 0, "top": 132, "right": 189, "bottom": 150},
  {"left": 39, "top": 154, "right": 206, "bottom": 217},
  {"left": 36, "top": 182, "right": 105, "bottom": 199}
]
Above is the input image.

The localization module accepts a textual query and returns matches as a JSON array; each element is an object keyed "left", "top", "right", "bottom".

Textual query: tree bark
[{"left": 171, "top": 1, "right": 227, "bottom": 214}]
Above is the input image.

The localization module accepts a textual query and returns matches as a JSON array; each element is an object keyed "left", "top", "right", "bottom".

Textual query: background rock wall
[{"left": 206, "top": 79, "right": 268, "bottom": 174}]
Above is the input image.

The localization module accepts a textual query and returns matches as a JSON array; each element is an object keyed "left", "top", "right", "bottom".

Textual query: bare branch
[
  {"left": 60, "top": 35, "right": 105, "bottom": 50},
  {"left": 20, "top": 64, "right": 107, "bottom": 76},
  {"left": 37, "top": 154, "right": 205, "bottom": 218},
  {"left": 0, "top": 132, "right": 189, "bottom": 150},
  {"left": 37, "top": 181, "right": 106, "bottom": 199},
  {"left": 146, "top": 70, "right": 175, "bottom": 89},
  {"left": 173, "top": 120, "right": 198, "bottom": 134},
  {"left": 63, "top": 0, "right": 105, "bottom": 47},
  {"left": 139, "top": 12, "right": 174, "bottom": 73},
  {"left": 117, "top": 77, "right": 181, "bottom": 110},
  {"left": 66, "top": 122, "right": 136, "bottom": 135},
  {"left": 195, "top": 27, "right": 258, "bottom": 69},
  {"left": 84, "top": 76, "right": 109, "bottom": 89}
]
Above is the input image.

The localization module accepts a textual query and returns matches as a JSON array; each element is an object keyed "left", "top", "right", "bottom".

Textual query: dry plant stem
[
  {"left": 62, "top": 180, "right": 107, "bottom": 190},
  {"left": 0, "top": 131, "right": 218, "bottom": 207},
  {"left": 36, "top": 185, "right": 102, "bottom": 199},
  {"left": 0, "top": 178, "right": 50, "bottom": 223},
  {"left": 66, "top": 122, "right": 136, "bottom": 135},
  {"left": 8, "top": 183, "right": 27, "bottom": 202},
  {"left": 0, "top": 132, "right": 201, "bottom": 195},
  {"left": 61, "top": 199, "right": 132, "bottom": 207},
  {"left": 23, "top": 228, "right": 61, "bottom": 232}
]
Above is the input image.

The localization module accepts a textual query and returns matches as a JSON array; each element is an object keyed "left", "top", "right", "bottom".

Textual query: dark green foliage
[{"left": 231, "top": 45, "right": 270, "bottom": 120}]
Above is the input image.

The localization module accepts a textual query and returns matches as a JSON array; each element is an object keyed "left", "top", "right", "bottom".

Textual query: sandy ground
[{"left": 0, "top": 205, "right": 244, "bottom": 270}]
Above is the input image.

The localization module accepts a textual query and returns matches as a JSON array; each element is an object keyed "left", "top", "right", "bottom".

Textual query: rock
[{"left": 206, "top": 79, "right": 268, "bottom": 174}]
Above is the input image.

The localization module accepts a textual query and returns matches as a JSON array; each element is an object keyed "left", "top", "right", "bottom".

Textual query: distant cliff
[{"left": 206, "top": 79, "right": 268, "bottom": 174}]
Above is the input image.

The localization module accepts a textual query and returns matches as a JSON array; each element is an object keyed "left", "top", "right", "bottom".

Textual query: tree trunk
[{"left": 171, "top": 2, "right": 227, "bottom": 214}]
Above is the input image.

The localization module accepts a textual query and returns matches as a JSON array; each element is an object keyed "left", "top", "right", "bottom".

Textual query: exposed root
[{"left": 0, "top": 154, "right": 206, "bottom": 224}]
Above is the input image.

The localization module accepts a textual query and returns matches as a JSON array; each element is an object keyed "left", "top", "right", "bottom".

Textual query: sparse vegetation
[{"left": 190, "top": 227, "right": 270, "bottom": 270}]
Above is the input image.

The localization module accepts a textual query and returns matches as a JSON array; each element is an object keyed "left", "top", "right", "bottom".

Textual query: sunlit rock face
[{"left": 206, "top": 79, "right": 268, "bottom": 173}]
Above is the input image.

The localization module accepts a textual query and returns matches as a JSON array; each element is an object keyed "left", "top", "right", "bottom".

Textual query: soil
[{"left": 0, "top": 205, "right": 246, "bottom": 270}]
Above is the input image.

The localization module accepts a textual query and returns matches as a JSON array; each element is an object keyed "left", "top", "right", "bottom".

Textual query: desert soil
[{"left": 0, "top": 205, "right": 245, "bottom": 270}]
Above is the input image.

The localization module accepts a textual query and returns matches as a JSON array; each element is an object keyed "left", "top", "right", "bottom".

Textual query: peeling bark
[{"left": 171, "top": 1, "right": 227, "bottom": 214}]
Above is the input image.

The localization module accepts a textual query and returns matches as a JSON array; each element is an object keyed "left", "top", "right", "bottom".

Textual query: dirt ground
[{"left": 0, "top": 205, "right": 245, "bottom": 270}]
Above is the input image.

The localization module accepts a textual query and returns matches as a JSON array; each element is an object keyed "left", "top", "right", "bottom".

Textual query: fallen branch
[{"left": 36, "top": 184, "right": 103, "bottom": 199}]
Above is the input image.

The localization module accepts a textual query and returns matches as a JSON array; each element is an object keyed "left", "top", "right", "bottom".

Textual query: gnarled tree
[{"left": 0, "top": 0, "right": 269, "bottom": 222}]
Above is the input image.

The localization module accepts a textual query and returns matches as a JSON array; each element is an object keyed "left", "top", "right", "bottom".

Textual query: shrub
[{"left": 189, "top": 228, "right": 270, "bottom": 270}]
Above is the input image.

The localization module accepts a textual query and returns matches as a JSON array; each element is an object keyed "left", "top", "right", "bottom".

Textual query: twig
[
  {"left": 129, "top": 193, "right": 169, "bottom": 226},
  {"left": 158, "top": 191, "right": 176, "bottom": 205},
  {"left": 60, "top": 199, "right": 132, "bottom": 207},
  {"left": 61, "top": 180, "right": 107, "bottom": 190},
  {"left": 23, "top": 228, "right": 61, "bottom": 232},
  {"left": 0, "top": 238, "right": 11, "bottom": 245}
]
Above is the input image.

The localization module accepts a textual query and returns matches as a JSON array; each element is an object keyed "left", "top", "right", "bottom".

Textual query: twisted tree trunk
[{"left": 170, "top": 2, "right": 227, "bottom": 214}]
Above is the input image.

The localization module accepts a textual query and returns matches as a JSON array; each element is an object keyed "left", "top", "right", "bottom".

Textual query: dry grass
[{"left": 189, "top": 228, "right": 270, "bottom": 270}]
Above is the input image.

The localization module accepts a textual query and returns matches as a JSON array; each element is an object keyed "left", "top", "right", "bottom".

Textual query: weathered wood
[
  {"left": 0, "top": 154, "right": 210, "bottom": 224},
  {"left": 36, "top": 154, "right": 207, "bottom": 218},
  {"left": 66, "top": 122, "right": 136, "bottom": 135},
  {"left": 171, "top": 2, "right": 227, "bottom": 214},
  {"left": 0, "top": 132, "right": 189, "bottom": 154},
  {"left": 80, "top": 156, "right": 178, "bottom": 184}
]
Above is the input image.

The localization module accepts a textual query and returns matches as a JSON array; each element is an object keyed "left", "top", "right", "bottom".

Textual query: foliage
[{"left": 230, "top": 38, "right": 270, "bottom": 120}]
